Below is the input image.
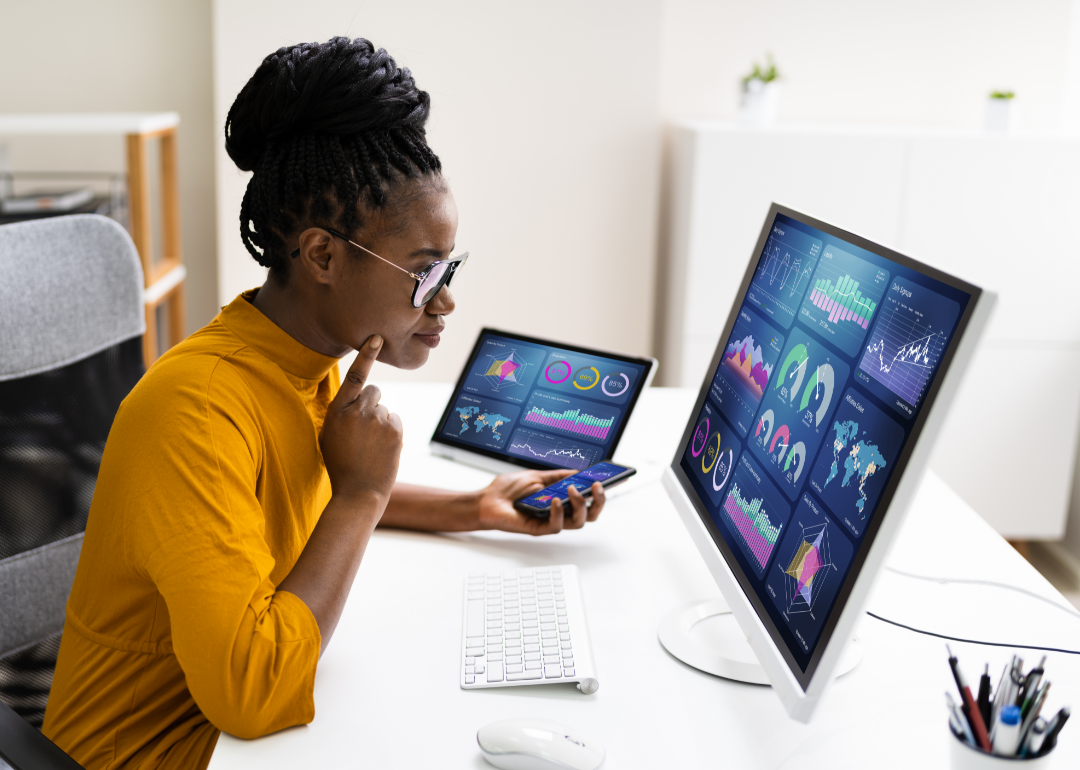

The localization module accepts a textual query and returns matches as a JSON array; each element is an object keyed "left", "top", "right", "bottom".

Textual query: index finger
[
  {"left": 337, "top": 335, "right": 383, "bottom": 405},
  {"left": 534, "top": 468, "right": 575, "bottom": 486}
]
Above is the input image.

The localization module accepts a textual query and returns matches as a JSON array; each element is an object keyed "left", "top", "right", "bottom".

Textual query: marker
[
  {"left": 977, "top": 663, "right": 992, "bottom": 727},
  {"left": 948, "top": 646, "right": 992, "bottom": 752},
  {"left": 993, "top": 704, "right": 1022, "bottom": 756}
]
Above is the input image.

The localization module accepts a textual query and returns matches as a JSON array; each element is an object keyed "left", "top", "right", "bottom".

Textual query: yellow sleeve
[{"left": 136, "top": 358, "right": 321, "bottom": 739}]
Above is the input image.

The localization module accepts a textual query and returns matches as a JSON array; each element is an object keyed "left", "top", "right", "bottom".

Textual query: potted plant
[
  {"left": 740, "top": 54, "right": 781, "bottom": 128},
  {"left": 984, "top": 90, "right": 1014, "bottom": 132}
]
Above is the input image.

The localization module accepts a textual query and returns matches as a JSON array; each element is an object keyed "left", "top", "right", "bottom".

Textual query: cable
[
  {"left": 884, "top": 566, "right": 1080, "bottom": 621},
  {"left": 865, "top": 612, "right": 1080, "bottom": 655}
]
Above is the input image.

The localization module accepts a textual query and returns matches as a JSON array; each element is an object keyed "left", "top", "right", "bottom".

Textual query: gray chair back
[{"left": 0, "top": 214, "right": 145, "bottom": 731}]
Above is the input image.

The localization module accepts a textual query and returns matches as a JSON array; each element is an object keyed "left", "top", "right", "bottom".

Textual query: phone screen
[{"left": 518, "top": 462, "right": 630, "bottom": 508}]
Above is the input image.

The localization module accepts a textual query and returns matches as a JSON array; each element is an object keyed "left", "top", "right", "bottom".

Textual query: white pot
[
  {"left": 984, "top": 98, "right": 1012, "bottom": 132},
  {"left": 740, "top": 80, "right": 781, "bottom": 129}
]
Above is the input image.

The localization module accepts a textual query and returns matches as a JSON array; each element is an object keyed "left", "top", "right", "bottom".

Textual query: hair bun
[{"left": 225, "top": 36, "right": 431, "bottom": 172}]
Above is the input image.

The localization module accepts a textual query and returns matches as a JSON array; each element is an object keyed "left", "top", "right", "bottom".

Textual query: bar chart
[
  {"left": 521, "top": 390, "right": 621, "bottom": 444},
  {"left": 798, "top": 245, "right": 889, "bottom": 357}
]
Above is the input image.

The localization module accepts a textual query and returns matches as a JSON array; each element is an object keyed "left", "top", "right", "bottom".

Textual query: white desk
[{"left": 208, "top": 385, "right": 1080, "bottom": 769}]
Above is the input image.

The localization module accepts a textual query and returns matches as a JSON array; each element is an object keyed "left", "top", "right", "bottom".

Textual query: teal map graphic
[
  {"left": 822, "top": 420, "right": 886, "bottom": 514},
  {"left": 456, "top": 406, "right": 513, "bottom": 442}
]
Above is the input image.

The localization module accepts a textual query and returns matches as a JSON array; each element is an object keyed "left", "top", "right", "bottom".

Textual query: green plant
[
  {"left": 742, "top": 54, "right": 780, "bottom": 87},
  {"left": 989, "top": 90, "right": 1015, "bottom": 100}
]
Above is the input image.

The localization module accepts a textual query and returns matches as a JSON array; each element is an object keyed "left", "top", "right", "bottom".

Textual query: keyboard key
[
  {"left": 564, "top": 668, "right": 575, "bottom": 677},
  {"left": 556, "top": 601, "right": 566, "bottom": 609},
  {"left": 563, "top": 658, "right": 574, "bottom": 667},
  {"left": 524, "top": 652, "right": 541, "bottom": 661},
  {"left": 543, "top": 655, "right": 560, "bottom": 664},
  {"left": 539, "top": 608, "right": 555, "bottom": 616},
  {"left": 467, "top": 599, "right": 485, "bottom": 637},
  {"left": 465, "top": 665, "right": 475, "bottom": 674},
  {"left": 505, "top": 646, "right": 522, "bottom": 656},
  {"left": 560, "top": 633, "right": 570, "bottom": 641},
  {"left": 465, "top": 657, "right": 475, "bottom": 665},
  {"left": 505, "top": 631, "right": 521, "bottom": 639},
  {"left": 488, "top": 645, "right": 503, "bottom": 653},
  {"left": 505, "top": 656, "right": 522, "bottom": 665},
  {"left": 487, "top": 663, "right": 504, "bottom": 683},
  {"left": 540, "top": 622, "right": 556, "bottom": 631},
  {"left": 466, "top": 647, "right": 484, "bottom": 657},
  {"left": 465, "top": 675, "right": 475, "bottom": 684},
  {"left": 561, "top": 640, "right": 572, "bottom": 649},
  {"left": 557, "top": 609, "right": 567, "bottom": 617},
  {"left": 526, "top": 661, "right": 542, "bottom": 670},
  {"left": 539, "top": 601, "right": 554, "bottom": 608},
  {"left": 475, "top": 664, "right": 485, "bottom": 674},
  {"left": 488, "top": 654, "right": 503, "bottom": 662},
  {"left": 507, "top": 670, "right": 543, "bottom": 681},
  {"left": 507, "top": 664, "right": 524, "bottom": 674},
  {"left": 544, "top": 665, "right": 562, "bottom": 679},
  {"left": 542, "top": 631, "right": 556, "bottom": 639},
  {"left": 522, "top": 620, "right": 538, "bottom": 629},
  {"left": 525, "top": 644, "right": 540, "bottom": 653},
  {"left": 523, "top": 635, "right": 539, "bottom": 644}
]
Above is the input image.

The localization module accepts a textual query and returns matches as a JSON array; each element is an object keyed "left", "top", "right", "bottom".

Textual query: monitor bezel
[
  {"left": 430, "top": 327, "right": 657, "bottom": 471},
  {"left": 667, "top": 202, "right": 985, "bottom": 693}
]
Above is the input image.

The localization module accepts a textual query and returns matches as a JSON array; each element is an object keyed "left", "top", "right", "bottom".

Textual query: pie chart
[
  {"left": 544, "top": 360, "right": 572, "bottom": 384},
  {"left": 601, "top": 372, "right": 630, "bottom": 397}
]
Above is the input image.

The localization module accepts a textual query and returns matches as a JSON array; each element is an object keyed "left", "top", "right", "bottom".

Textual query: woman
[{"left": 42, "top": 37, "right": 604, "bottom": 770}]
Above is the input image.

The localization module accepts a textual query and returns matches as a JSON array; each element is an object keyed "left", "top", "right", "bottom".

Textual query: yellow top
[{"left": 43, "top": 292, "right": 339, "bottom": 770}]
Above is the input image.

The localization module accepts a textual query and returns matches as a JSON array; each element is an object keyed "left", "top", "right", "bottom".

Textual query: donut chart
[
  {"left": 572, "top": 366, "right": 600, "bottom": 390},
  {"left": 601, "top": 372, "right": 631, "bottom": 397},
  {"left": 544, "top": 360, "right": 572, "bottom": 384},
  {"left": 691, "top": 417, "right": 709, "bottom": 457}
]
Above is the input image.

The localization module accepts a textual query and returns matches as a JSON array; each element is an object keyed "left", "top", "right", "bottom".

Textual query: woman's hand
[
  {"left": 319, "top": 335, "right": 403, "bottom": 506},
  {"left": 477, "top": 469, "right": 606, "bottom": 536}
]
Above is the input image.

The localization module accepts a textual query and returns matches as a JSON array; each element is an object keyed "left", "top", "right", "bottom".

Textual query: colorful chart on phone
[
  {"left": 684, "top": 399, "right": 740, "bottom": 506},
  {"left": 746, "top": 221, "right": 823, "bottom": 329},
  {"left": 714, "top": 453, "right": 792, "bottom": 579},
  {"left": 808, "top": 389, "right": 904, "bottom": 538},
  {"left": 856, "top": 277, "right": 961, "bottom": 419},
  {"left": 798, "top": 244, "right": 889, "bottom": 357},
  {"left": 710, "top": 306, "right": 785, "bottom": 436},
  {"left": 749, "top": 326, "right": 851, "bottom": 500},
  {"left": 765, "top": 493, "right": 854, "bottom": 652}
]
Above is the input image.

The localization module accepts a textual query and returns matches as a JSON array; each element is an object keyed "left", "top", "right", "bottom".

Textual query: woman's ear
[{"left": 295, "top": 228, "right": 336, "bottom": 284}]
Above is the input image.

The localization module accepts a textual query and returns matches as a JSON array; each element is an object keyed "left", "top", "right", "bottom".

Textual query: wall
[
  {"left": 658, "top": 0, "right": 1074, "bottom": 129},
  {"left": 0, "top": 0, "right": 218, "bottom": 335},
  {"left": 213, "top": 0, "right": 664, "bottom": 384}
]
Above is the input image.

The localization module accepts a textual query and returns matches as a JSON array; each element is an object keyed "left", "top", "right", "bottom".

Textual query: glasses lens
[{"left": 417, "top": 262, "right": 451, "bottom": 306}]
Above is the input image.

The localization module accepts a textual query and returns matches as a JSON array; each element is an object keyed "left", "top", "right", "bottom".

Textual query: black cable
[{"left": 865, "top": 611, "right": 1080, "bottom": 655}]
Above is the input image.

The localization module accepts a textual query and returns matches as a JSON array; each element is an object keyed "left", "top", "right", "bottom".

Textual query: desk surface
[{"left": 209, "top": 385, "right": 1080, "bottom": 769}]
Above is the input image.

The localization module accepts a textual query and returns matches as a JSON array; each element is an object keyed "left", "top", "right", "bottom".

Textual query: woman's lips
[{"left": 414, "top": 325, "right": 444, "bottom": 348}]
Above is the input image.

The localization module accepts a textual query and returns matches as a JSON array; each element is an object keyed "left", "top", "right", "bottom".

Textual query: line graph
[
  {"left": 857, "top": 277, "right": 960, "bottom": 411},
  {"left": 746, "top": 221, "right": 822, "bottom": 329},
  {"left": 507, "top": 428, "right": 601, "bottom": 470}
]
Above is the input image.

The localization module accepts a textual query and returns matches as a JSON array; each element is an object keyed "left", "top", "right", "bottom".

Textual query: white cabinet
[{"left": 659, "top": 122, "right": 1080, "bottom": 539}]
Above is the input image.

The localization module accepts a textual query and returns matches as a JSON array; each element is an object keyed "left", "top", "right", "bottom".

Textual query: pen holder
[{"left": 950, "top": 731, "right": 1054, "bottom": 769}]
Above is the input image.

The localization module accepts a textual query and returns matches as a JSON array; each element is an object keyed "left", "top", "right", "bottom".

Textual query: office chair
[{"left": 0, "top": 214, "right": 146, "bottom": 769}]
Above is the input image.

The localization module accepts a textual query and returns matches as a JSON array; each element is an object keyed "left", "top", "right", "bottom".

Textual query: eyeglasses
[{"left": 290, "top": 228, "right": 469, "bottom": 308}]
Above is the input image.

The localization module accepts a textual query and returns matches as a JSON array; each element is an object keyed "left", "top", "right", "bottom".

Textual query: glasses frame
[{"left": 290, "top": 227, "right": 468, "bottom": 308}]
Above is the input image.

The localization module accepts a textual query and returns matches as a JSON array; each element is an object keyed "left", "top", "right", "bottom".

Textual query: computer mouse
[{"left": 477, "top": 718, "right": 605, "bottom": 770}]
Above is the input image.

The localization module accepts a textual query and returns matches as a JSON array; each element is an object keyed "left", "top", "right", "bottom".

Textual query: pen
[
  {"left": 947, "top": 692, "right": 975, "bottom": 747},
  {"left": 990, "top": 663, "right": 1008, "bottom": 737},
  {"left": 1018, "top": 682, "right": 1049, "bottom": 747},
  {"left": 1039, "top": 707, "right": 1071, "bottom": 757},
  {"left": 977, "top": 662, "right": 992, "bottom": 727},
  {"left": 1022, "top": 717, "right": 1047, "bottom": 757},
  {"left": 1020, "top": 655, "right": 1045, "bottom": 710},
  {"left": 948, "top": 646, "right": 992, "bottom": 752}
]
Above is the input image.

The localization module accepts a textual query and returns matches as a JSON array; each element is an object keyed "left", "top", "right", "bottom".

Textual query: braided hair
[{"left": 225, "top": 37, "right": 442, "bottom": 278}]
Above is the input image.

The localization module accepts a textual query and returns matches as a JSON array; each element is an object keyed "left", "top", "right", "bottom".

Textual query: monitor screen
[
  {"left": 432, "top": 329, "right": 654, "bottom": 471},
  {"left": 671, "top": 206, "right": 977, "bottom": 689}
]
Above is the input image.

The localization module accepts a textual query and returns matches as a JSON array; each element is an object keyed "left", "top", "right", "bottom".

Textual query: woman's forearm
[{"left": 379, "top": 483, "right": 481, "bottom": 531}]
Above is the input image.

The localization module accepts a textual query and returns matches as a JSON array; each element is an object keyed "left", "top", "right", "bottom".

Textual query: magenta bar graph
[{"left": 524, "top": 406, "right": 614, "bottom": 440}]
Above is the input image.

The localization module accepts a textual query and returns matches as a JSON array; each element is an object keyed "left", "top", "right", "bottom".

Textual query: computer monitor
[{"left": 661, "top": 203, "right": 993, "bottom": 722}]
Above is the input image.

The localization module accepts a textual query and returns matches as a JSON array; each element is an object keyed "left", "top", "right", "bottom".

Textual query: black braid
[{"left": 224, "top": 37, "right": 442, "bottom": 276}]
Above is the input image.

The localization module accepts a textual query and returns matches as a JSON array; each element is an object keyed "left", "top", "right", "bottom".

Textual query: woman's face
[{"left": 305, "top": 181, "right": 459, "bottom": 369}]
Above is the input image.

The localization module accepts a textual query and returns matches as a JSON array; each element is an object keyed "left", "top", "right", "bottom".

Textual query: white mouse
[{"left": 477, "top": 718, "right": 605, "bottom": 770}]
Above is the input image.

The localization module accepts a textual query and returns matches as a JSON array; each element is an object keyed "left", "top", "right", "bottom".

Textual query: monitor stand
[{"left": 658, "top": 598, "right": 862, "bottom": 685}]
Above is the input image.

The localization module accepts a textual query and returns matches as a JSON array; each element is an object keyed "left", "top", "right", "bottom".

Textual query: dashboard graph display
[
  {"left": 677, "top": 208, "right": 974, "bottom": 680},
  {"left": 808, "top": 389, "right": 904, "bottom": 538},
  {"left": 716, "top": 453, "right": 792, "bottom": 579},
  {"left": 798, "top": 244, "right": 889, "bottom": 357},
  {"left": 710, "top": 306, "right": 785, "bottom": 437},
  {"left": 856, "top": 277, "right": 961, "bottom": 418},
  {"left": 436, "top": 330, "right": 653, "bottom": 472},
  {"left": 749, "top": 326, "right": 851, "bottom": 500},
  {"left": 463, "top": 337, "right": 547, "bottom": 403},
  {"left": 684, "top": 399, "right": 740, "bottom": 506},
  {"left": 746, "top": 222, "right": 823, "bottom": 329},
  {"left": 765, "top": 493, "right": 854, "bottom": 652},
  {"left": 506, "top": 428, "right": 602, "bottom": 470}
]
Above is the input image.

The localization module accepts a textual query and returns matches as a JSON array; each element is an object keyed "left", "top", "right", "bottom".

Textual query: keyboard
[{"left": 460, "top": 564, "right": 599, "bottom": 694}]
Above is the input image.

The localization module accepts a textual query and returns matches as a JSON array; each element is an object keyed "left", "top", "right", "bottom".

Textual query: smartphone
[{"left": 513, "top": 462, "right": 637, "bottom": 518}]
